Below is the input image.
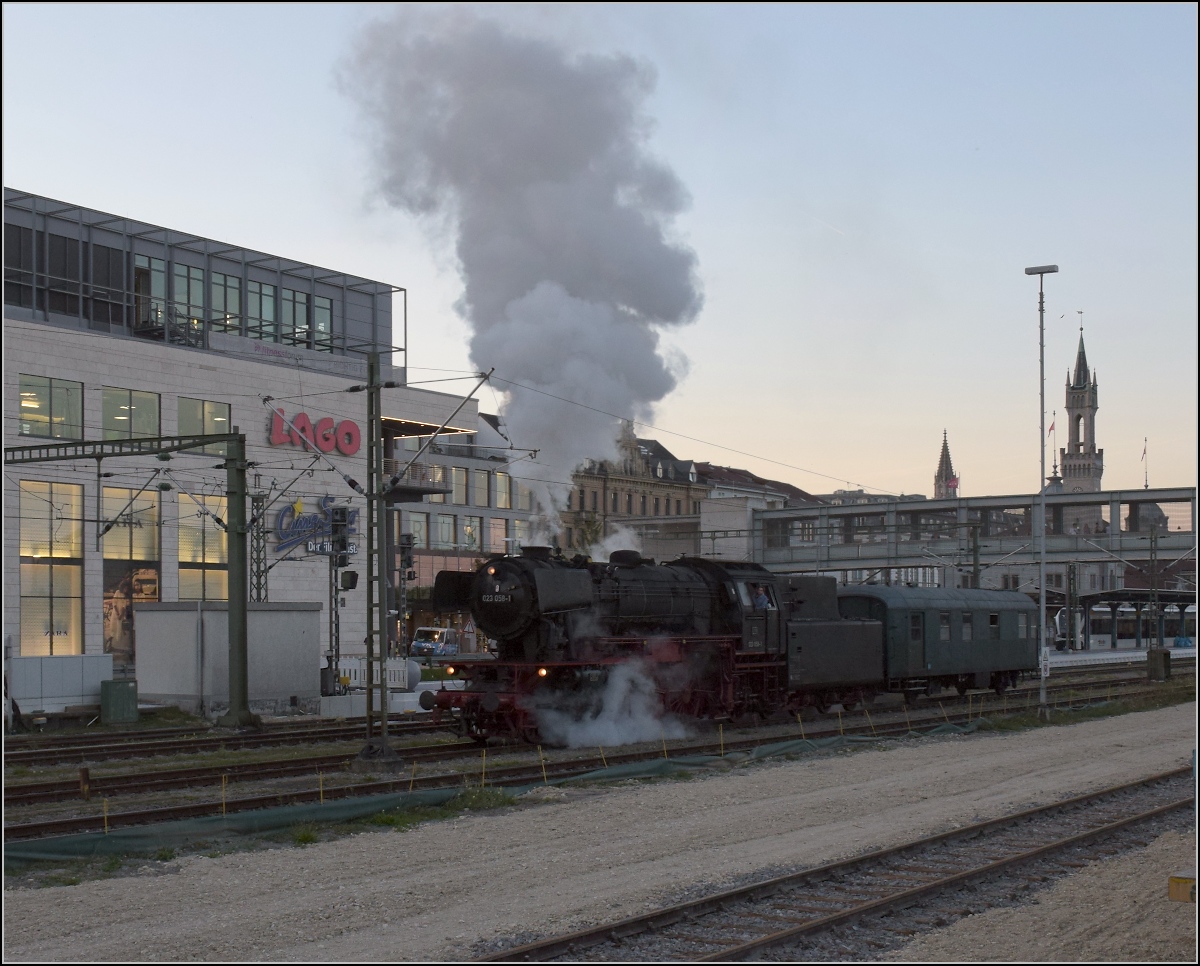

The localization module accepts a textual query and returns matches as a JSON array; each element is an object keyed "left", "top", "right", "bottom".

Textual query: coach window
[
  {"left": 989, "top": 613, "right": 1001, "bottom": 639},
  {"left": 103, "top": 387, "right": 160, "bottom": 440},
  {"left": 909, "top": 614, "right": 923, "bottom": 643},
  {"left": 19, "top": 481, "right": 84, "bottom": 656},
  {"left": 961, "top": 612, "right": 974, "bottom": 642},
  {"left": 939, "top": 612, "right": 951, "bottom": 641},
  {"left": 1018, "top": 612, "right": 1029, "bottom": 639}
]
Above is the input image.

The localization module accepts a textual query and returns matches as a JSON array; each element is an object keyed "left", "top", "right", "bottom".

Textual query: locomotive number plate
[{"left": 482, "top": 594, "right": 513, "bottom": 603}]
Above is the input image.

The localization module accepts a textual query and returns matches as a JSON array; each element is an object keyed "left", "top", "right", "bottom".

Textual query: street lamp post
[{"left": 1025, "top": 264, "right": 1058, "bottom": 719}]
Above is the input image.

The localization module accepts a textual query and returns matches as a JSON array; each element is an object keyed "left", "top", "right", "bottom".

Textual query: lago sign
[
  {"left": 275, "top": 496, "right": 359, "bottom": 555},
  {"left": 269, "top": 408, "right": 361, "bottom": 456}
]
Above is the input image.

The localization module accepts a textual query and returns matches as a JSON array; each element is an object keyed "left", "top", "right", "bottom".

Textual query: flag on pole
[{"left": 1047, "top": 420, "right": 1055, "bottom": 437}]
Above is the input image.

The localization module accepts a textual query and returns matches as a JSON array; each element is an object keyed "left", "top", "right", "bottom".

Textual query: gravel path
[{"left": 3, "top": 703, "right": 1195, "bottom": 963}]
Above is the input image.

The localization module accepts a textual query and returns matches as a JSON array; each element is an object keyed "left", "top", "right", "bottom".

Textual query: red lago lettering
[{"left": 269, "top": 409, "right": 361, "bottom": 457}]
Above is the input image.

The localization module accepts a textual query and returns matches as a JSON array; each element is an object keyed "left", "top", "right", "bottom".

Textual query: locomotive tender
[{"left": 424, "top": 546, "right": 1039, "bottom": 742}]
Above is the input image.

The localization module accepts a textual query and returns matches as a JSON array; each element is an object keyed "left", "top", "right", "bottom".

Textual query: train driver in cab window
[{"left": 752, "top": 584, "right": 772, "bottom": 610}]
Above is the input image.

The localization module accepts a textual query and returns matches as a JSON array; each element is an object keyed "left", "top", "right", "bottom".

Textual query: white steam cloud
[
  {"left": 344, "top": 13, "right": 702, "bottom": 533},
  {"left": 532, "top": 659, "right": 690, "bottom": 749}
]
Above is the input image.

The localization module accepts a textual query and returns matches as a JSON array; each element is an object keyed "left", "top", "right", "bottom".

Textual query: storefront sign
[
  {"left": 269, "top": 408, "right": 361, "bottom": 456},
  {"left": 275, "top": 496, "right": 359, "bottom": 555}
]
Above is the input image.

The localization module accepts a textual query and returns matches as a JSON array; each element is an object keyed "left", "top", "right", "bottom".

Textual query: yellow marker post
[
  {"left": 903, "top": 705, "right": 912, "bottom": 734},
  {"left": 319, "top": 772, "right": 324, "bottom": 804},
  {"left": 409, "top": 761, "right": 417, "bottom": 794},
  {"left": 103, "top": 798, "right": 109, "bottom": 835},
  {"left": 865, "top": 710, "right": 876, "bottom": 736},
  {"left": 837, "top": 710, "right": 844, "bottom": 736},
  {"left": 797, "top": 714, "right": 806, "bottom": 742},
  {"left": 598, "top": 746, "right": 608, "bottom": 768},
  {"left": 661, "top": 728, "right": 669, "bottom": 759},
  {"left": 538, "top": 745, "right": 548, "bottom": 785},
  {"left": 222, "top": 775, "right": 227, "bottom": 816}
]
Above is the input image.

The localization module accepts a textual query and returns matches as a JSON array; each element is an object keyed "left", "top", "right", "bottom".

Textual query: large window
[
  {"left": 452, "top": 467, "right": 468, "bottom": 505},
  {"left": 179, "top": 397, "right": 230, "bottom": 455},
  {"left": 47, "top": 232, "right": 83, "bottom": 315},
  {"left": 489, "top": 517, "right": 508, "bottom": 554},
  {"left": 281, "top": 288, "right": 309, "bottom": 347},
  {"left": 103, "top": 387, "right": 160, "bottom": 440},
  {"left": 247, "top": 280, "right": 276, "bottom": 341},
  {"left": 428, "top": 465, "right": 446, "bottom": 504},
  {"left": 102, "top": 487, "right": 160, "bottom": 667},
  {"left": 18, "top": 374, "right": 83, "bottom": 439},
  {"left": 211, "top": 272, "right": 241, "bottom": 334},
  {"left": 19, "top": 481, "right": 84, "bottom": 655},
  {"left": 313, "top": 295, "right": 333, "bottom": 351},
  {"left": 178, "top": 493, "right": 228, "bottom": 600},
  {"left": 435, "top": 514, "right": 456, "bottom": 549},
  {"left": 134, "top": 255, "right": 166, "bottom": 330},
  {"left": 495, "top": 472, "right": 512, "bottom": 510},
  {"left": 513, "top": 519, "right": 530, "bottom": 549},
  {"left": 90, "top": 243, "right": 127, "bottom": 325},
  {"left": 462, "top": 516, "right": 482, "bottom": 551},
  {"left": 474, "top": 470, "right": 490, "bottom": 507},
  {"left": 409, "top": 512, "right": 428, "bottom": 549},
  {"left": 4, "top": 223, "right": 35, "bottom": 308},
  {"left": 173, "top": 264, "right": 204, "bottom": 325}
]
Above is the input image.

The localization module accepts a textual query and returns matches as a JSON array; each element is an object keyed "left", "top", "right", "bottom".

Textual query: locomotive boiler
[{"left": 423, "top": 546, "right": 1038, "bottom": 743}]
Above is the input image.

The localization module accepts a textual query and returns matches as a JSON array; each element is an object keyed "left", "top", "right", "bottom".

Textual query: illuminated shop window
[
  {"left": 102, "top": 487, "right": 161, "bottom": 667},
  {"left": 178, "top": 493, "right": 228, "bottom": 601},
  {"left": 19, "top": 481, "right": 84, "bottom": 656}
]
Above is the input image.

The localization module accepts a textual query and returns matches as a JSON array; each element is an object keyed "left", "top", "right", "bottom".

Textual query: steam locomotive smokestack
[{"left": 343, "top": 12, "right": 703, "bottom": 535}]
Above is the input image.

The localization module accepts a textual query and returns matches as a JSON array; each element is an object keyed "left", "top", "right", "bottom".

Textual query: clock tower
[{"left": 1059, "top": 327, "right": 1103, "bottom": 494}]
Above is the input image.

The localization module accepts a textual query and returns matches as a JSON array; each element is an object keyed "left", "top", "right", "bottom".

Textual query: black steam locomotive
[{"left": 424, "top": 547, "right": 1039, "bottom": 742}]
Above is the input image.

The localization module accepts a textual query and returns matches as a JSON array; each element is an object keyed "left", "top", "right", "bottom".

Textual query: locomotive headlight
[
  {"left": 445, "top": 666, "right": 456, "bottom": 676},
  {"left": 537, "top": 667, "right": 548, "bottom": 678},
  {"left": 486, "top": 566, "right": 496, "bottom": 576}
]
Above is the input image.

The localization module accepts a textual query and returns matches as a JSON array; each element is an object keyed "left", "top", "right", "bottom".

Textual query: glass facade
[
  {"left": 453, "top": 467, "right": 468, "bottom": 505},
  {"left": 211, "top": 272, "right": 241, "bottom": 334},
  {"left": 19, "top": 481, "right": 84, "bottom": 655},
  {"left": 462, "top": 516, "right": 482, "bottom": 550},
  {"left": 281, "top": 288, "right": 308, "bottom": 347},
  {"left": 435, "top": 514, "right": 456, "bottom": 549},
  {"left": 474, "top": 470, "right": 489, "bottom": 507},
  {"left": 18, "top": 374, "right": 83, "bottom": 439},
  {"left": 489, "top": 517, "right": 509, "bottom": 554},
  {"left": 409, "top": 512, "right": 429, "bottom": 549}
]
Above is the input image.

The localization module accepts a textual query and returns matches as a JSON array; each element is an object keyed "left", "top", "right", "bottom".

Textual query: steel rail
[{"left": 478, "top": 767, "right": 1193, "bottom": 962}]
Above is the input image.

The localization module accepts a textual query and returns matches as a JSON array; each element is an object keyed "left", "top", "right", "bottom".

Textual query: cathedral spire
[{"left": 934, "top": 430, "right": 959, "bottom": 499}]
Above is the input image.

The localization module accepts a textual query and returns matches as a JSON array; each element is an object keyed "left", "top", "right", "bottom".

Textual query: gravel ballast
[{"left": 3, "top": 702, "right": 1195, "bottom": 962}]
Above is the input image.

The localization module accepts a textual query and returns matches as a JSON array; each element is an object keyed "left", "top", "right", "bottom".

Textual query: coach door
[
  {"left": 740, "top": 582, "right": 781, "bottom": 654},
  {"left": 907, "top": 611, "right": 926, "bottom": 674}
]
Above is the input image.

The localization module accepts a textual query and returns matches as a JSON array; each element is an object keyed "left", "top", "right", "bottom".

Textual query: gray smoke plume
[{"left": 343, "top": 13, "right": 702, "bottom": 531}]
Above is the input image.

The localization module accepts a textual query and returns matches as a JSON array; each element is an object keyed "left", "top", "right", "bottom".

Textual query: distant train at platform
[{"left": 424, "top": 547, "right": 1039, "bottom": 742}]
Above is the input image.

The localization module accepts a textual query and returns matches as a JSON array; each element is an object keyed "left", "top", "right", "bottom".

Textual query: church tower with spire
[
  {"left": 934, "top": 430, "right": 959, "bottom": 499},
  {"left": 1060, "top": 325, "right": 1104, "bottom": 494}
]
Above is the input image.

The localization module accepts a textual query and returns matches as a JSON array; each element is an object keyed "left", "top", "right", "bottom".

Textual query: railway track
[
  {"left": 6, "top": 673, "right": 1181, "bottom": 809},
  {"left": 5, "top": 672, "right": 1191, "bottom": 839},
  {"left": 2, "top": 715, "right": 447, "bottom": 767},
  {"left": 476, "top": 768, "right": 1195, "bottom": 962}
]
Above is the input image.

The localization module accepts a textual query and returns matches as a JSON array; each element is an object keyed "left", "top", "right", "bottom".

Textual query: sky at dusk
[{"left": 3, "top": 3, "right": 1196, "bottom": 500}]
